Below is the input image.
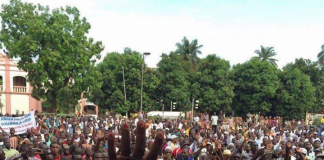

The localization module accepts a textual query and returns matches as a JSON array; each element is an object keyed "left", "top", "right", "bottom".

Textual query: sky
[{"left": 1, "top": 0, "right": 324, "bottom": 68}]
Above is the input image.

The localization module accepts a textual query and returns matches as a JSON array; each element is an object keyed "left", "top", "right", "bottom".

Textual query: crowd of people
[{"left": 0, "top": 111, "right": 324, "bottom": 160}]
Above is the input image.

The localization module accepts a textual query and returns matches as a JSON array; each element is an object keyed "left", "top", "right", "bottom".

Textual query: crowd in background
[{"left": 0, "top": 111, "right": 324, "bottom": 160}]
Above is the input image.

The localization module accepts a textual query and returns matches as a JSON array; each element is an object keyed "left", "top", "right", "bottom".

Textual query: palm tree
[
  {"left": 175, "top": 37, "right": 203, "bottom": 71},
  {"left": 253, "top": 45, "right": 278, "bottom": 67},
  {"left": 317, "top": 44, "right": 324, "bottom": 66}
]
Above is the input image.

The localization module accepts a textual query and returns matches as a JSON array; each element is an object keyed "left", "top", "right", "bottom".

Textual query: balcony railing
[{"left": 13, "top": 86, "right": 27, "bottom": 93}]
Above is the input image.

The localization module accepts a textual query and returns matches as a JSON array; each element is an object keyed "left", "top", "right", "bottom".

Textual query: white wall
[
  {"left": 0, "top": 94, "right": 6, "bottom": 114},
  {"left": 11, "top": 94, "right": 29, "bottom": 114}
]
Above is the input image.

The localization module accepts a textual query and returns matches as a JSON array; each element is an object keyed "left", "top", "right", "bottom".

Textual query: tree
[
  {"left": 89, "top": 48, "right": 157, "bottom": 114},
  {"left": 195, "top": 55, "right": 234, "bottom": 113},
  {"left": 157, "top": 52, "right": 191, "bottom": 111},
  {"left": 317, "top": 44, "right": 324, "bottom": 66},
  {"left": 142, "top": 68, "right": 161, "bottom": 111},
  {"left": 275, "top": 68, "right": 316, "bottom": 119},
  {"left": 232, "top": 59, "right": 279, "bottom": 115},
  {"left": 175, "top": 37, "right": 203, "bottom": 71},
  {"left": 283, "top": 58, "right": 324, "bottom": 112},
  {"left": 0, "top": 0, "right": 104, "bottom": 111},
  {"left": 253, "top": 45, "right": 278, "bottom": 67}
]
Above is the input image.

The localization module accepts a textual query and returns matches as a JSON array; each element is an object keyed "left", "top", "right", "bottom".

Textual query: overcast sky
[{"left": 1, "top": 0, "right": 323, "bottom": 68}]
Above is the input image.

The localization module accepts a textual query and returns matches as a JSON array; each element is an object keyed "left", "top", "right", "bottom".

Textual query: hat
[
  {"left": 223, "top": 150, "right": 231, "bottom": 155},
  {"left": 23, "top": 138, "right": 30, "bottom": 143},
  {"left": 63, "top": 144, "right": 70, "bottom": 149},
  {"left": 181, "top": 142, "right": 190, "bottom": 148},
  {"left": 316, "top": 154, "right": 324, "bottom": 158},
  {"left": 207, "top": 142, "right": 212, "bottom": 145},
  {"left": 165, "top": 146, "right": 172, "bottom": 151},
  {"left": 314, "top": 148, "right": 322, "bottom": 153},
  {"left": 313, "top": 132, "right": 318, "bottom": 135},
  {"left": 300, "top": 148, "right": 307, "bottom": 155},
  {"left": 171, "top": 135, "right": 177, "bottom": 139}
]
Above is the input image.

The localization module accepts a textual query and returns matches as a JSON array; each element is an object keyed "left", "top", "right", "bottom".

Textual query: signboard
[{"left": 0, "top": 111, "right": 36, "bottom": 134}]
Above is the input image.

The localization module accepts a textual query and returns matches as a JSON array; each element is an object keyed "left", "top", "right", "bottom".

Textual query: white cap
[
  {"left": 300, "top": 148, "right": 307, "bottom": 155},
  {"left": 165, "top": 146, "right": 172, "bottom": 151}
]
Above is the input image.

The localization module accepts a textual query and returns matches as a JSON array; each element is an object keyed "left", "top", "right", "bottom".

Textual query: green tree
[
  {"left": 175, "top": 37, "right": 203, "bottom": 71},
  {"left": 195, "top": 55, "right": 234, "bottom": 113},
  {"left": 157, "top": 52, "right": 191, "bottom": 111},
  {"left": 317, "top": 44, "right": 324, "bottom": 66},
  {"left": 0, "top": 0, "right": 104, "bottom": 111},
  {"left": 275, "top": 68, "right": 316, "bottom": 119},
  {"left": 283, "top": 58, "right": 324, "bottom": 112},
  {"left": 90, "top": 48, "right": 157, "bottom": 114},
  {"left": 253, "top": 46, "right": 278, "bottom": 67},
  {"left": 232, "top": 59, "right": 279, "bottom": 115},
  {"left": 142, "top": 68, "right": 161, "bottom": 111}
]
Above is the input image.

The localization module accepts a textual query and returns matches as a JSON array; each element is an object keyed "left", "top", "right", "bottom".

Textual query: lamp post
[
  {"left": 140, "top": 52, "right": 151, "bottom": 119},
  {"left": 161, "top": 100, "right": 164, "bottom": 119}
]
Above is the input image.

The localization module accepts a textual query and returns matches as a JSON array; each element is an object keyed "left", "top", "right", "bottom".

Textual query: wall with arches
[{"left": 0, "top": 53, "right": 42, "bottom": 114}]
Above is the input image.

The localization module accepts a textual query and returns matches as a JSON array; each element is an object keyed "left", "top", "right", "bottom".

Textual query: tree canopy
[
  {"left": 275, "top": 68, "right": 316, "bottom": 119},
  {"left": 0, "top": 0, "right": 104, "bottom": 111},
  {"left": 176, "top": 37, "right": 203, "bottom": 71},
  {"left": 157, "top": 52, "right": 191, "bottom": 111},
  {"left": 317, "top": 44, "right": 324, "bottom": 66},
  {"left": 0, "top": 0, "right": 322, "bottom": 118},
  {"left": 232, "top": 59, "right": 279, "bottom": 116},
  {"left": 254, "top": 45, "right": 278, "bottom": 67},
  {"left": 283, "top": 58, "right": 324, "bottom": 112},
  {"left": 195, "top": 55, "right": 234, "bottom": 113}
]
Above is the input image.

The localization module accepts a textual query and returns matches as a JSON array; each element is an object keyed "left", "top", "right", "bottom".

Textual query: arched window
[{"left": 13, "top": 76, "right": 27, "bottom": 93}]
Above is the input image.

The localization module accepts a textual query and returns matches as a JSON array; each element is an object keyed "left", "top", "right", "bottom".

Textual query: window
[
  {"left": 84, "top": 105, "right": 96, "bottom": 114},
  {"left": 13, "top": 76, "right": 27, "bottom": 93}
]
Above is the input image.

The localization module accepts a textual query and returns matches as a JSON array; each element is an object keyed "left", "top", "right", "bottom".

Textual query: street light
[{"left": 140, "top": 52, "right": 151, "bottom": 119}]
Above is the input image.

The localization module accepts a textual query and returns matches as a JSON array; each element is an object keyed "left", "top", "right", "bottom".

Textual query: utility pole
[
  {"left": 191, "top": 98, "right": 194, "bottom": 119},
  {"left": 122, "top": 66, "right": 127, "bottom": 118},
  {"left": 162, "top": 101, "right": 165, "bottom": 119},
  {"left": 140, "top": 52, "right": 151, "bottom": 119},
  {"left": 122, "top": 66, "right": 126, "bottom": 103}
]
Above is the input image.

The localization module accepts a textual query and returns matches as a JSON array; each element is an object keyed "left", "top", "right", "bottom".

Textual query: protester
[{"left": 0, "top": 111, "right": 324, "bottom": 160}]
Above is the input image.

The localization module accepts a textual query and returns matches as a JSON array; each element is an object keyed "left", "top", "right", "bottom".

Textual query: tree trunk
[{"left": 51, "top": 93, "right": 57, "bottom": 113}]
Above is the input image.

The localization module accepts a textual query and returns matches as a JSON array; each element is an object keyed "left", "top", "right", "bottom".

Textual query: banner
[{"left": 0, "top": 111, "right": 36, "bottom": 135}]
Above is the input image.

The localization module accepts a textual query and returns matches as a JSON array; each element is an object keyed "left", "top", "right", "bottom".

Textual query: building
[{"left": 0, "top": 53, "right": 42, "bottom": 114}]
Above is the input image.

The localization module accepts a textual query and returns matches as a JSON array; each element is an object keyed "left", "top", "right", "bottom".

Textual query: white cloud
[{"left": 0, "top": 0, "right": 323, "bottom": 69}]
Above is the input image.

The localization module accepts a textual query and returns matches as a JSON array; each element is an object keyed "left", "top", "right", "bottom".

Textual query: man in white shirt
[
  {"left": 211, "top": 112, "right": 218, "bottom": 132},
  {"left": 194, "top": 114, "right": 200, "bottom": 123}
]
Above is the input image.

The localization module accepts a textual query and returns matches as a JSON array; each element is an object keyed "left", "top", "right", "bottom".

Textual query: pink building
[{"left": 0, "top": 53, "right": 42, "bottom": 114}]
